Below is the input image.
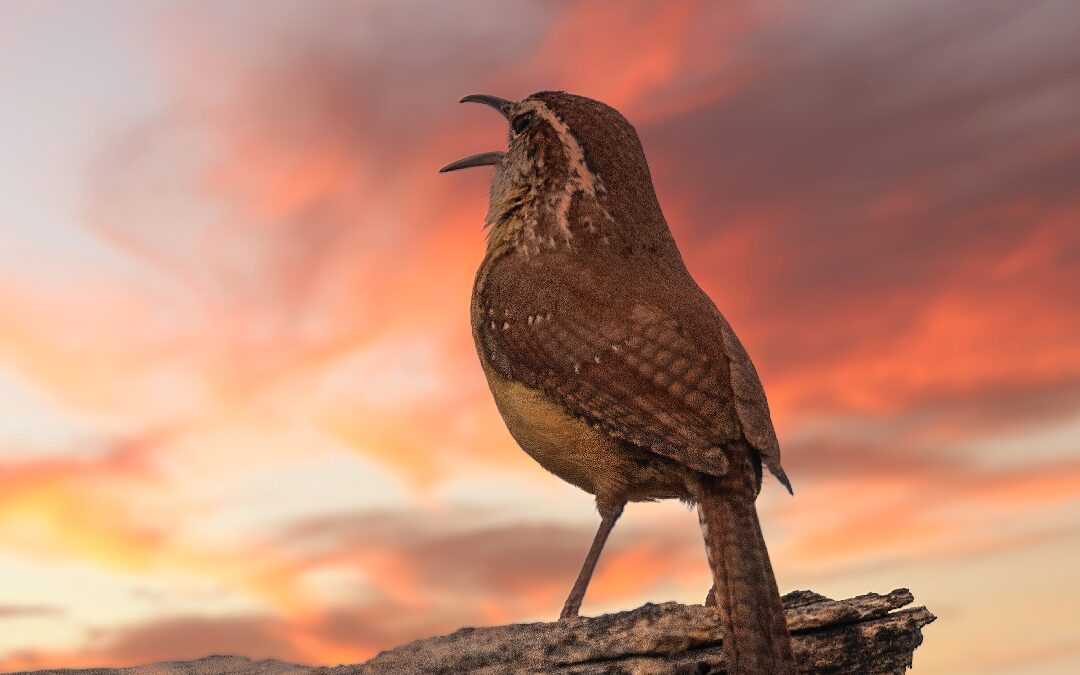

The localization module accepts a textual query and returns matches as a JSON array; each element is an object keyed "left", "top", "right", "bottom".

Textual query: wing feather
[{"left": 476, "top": 254, "right": 790, "bottom": 490}]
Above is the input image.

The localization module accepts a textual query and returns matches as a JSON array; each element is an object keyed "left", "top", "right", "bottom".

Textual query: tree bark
[{"left": 10, "top": 588, "right": 935, "bottom": 675}]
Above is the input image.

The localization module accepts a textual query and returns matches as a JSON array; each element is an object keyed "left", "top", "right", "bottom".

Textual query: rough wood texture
[{"left": 11, "top": 588, "right": 934, "bottom": 675}]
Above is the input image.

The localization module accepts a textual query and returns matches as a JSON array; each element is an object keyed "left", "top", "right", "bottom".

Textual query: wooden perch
[
  {"left": 349, "top": 588, "right": 934, "bottom": 674},
  {"left": 11, "top": 588, "right": 934, "bottom": 675}
]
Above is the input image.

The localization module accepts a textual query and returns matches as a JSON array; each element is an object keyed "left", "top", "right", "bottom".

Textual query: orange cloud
[
  {"left": 2, "top": 1, "right": 1080, "bottom": 671},
  {"left": 779, "top": 453, "right": 1080, "bottom": 574}
]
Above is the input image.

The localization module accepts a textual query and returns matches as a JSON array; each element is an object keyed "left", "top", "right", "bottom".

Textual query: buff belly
[{"left": 481, "top": 362, "right": 688, "bottom": 506}]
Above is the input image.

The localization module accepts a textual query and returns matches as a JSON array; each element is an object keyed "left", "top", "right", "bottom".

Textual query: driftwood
[{"left": 12, "top": 588, "right": 934, "bottom": 675}]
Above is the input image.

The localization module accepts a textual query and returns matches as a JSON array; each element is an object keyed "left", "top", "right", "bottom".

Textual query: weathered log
[{"left": 10, "top": 588, "right": 934, "bottom": 675}]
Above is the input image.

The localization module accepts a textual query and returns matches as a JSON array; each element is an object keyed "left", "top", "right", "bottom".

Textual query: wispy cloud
[{"left": 0, "top": 1, "right": 1078, "bottom": 673}]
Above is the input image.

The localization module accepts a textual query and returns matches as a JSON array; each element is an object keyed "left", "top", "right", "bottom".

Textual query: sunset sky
[{"left": 1, "top": 1, "right": 1078, "bottom": 673}]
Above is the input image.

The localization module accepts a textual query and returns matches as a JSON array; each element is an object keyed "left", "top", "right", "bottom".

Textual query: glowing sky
[{"left": 1, "top": 1, "right": 1078, "bottom": 673}]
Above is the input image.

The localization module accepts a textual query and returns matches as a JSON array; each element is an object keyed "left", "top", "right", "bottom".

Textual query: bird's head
[{"left": 441, "top": 91, "right": 667, "bottom": 256}]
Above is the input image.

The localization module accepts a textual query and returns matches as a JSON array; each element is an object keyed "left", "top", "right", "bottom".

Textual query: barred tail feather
[{"left": 697, "top": 475, "right": 794, "bottom": 674}]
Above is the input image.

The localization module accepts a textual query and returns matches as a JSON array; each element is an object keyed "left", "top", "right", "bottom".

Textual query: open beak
[
  {"left": 439, "top": 151, "right": 506, "bottom": 173},
  {"left": 439, "top": 94, "right": 514, "bottom": 173}
]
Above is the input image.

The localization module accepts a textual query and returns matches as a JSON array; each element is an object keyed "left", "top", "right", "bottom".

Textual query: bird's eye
[{"left": 511, "top": 112, "right": 534, "bottom": 135}]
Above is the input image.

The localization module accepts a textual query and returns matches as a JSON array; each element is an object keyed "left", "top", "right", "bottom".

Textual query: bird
[{"left": 440, "top": 91, "right": 796, "bottom": 674}]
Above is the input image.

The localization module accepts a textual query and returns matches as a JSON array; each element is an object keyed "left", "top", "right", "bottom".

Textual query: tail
[{"left": 697, "top": 473, "right": 794, "bottom": 674}]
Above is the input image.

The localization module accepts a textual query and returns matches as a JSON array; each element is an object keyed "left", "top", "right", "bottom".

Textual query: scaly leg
[{"left": 560, "top": 504, "right": 624, "bottom": 619}]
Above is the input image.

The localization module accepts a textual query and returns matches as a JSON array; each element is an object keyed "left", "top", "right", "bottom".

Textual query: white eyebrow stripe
[{"left": 522, "top": 100, "right": 610, "bottom": 243}]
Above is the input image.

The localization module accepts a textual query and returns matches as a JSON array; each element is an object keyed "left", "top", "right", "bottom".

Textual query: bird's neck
[{"left": 484, "top": 179, "right": 617, "bottom": 259}]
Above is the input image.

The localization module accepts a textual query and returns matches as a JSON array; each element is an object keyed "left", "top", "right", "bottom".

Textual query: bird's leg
[{"left": 560, "top": 503, "right": 624, "bottom": 620}]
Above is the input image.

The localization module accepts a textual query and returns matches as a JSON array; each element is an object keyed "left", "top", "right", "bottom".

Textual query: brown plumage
[{"left": 442, "top": 91, "right": 795, "bottom": 674}]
